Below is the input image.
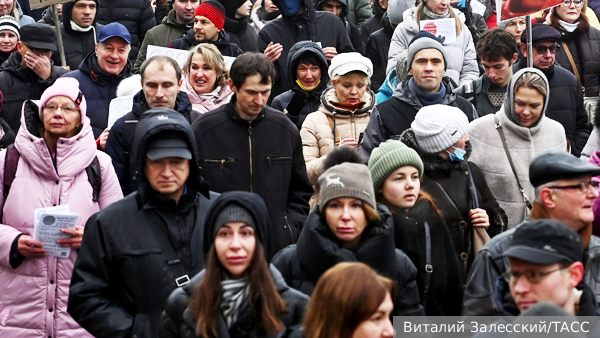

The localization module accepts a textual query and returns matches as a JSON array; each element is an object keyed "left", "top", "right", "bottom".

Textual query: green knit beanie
[{"left": 368, "top": 140, "right": 424, "bottom": 192}]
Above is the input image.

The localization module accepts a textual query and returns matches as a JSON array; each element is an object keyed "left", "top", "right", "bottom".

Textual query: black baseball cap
[
  {"left": 20, "top": 23, "right": 57, "bottom": 51},
  {"left": 501, "top": 219, "right": 584, "bottom": 266},
  {"left": 529, "top": 150, "right": 600, "bottom": 187},
  {"left": 146, "top": 131, "right": 192, "bottom": 160}
]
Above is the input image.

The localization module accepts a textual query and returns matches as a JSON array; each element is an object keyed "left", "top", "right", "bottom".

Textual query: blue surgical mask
[{"left": 446, "top": 146, "right": 466, "bottom": 162}]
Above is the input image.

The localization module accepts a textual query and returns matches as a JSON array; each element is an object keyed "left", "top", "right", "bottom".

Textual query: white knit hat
[
  {"left": 0, "top": 15, "right": 19, "bottom": 40},
  {"left": 411, "top": 105, "right": 469, "bottom": 154},
  {"left": 328, "top": 52, "right": 373, "bottom": 78}
]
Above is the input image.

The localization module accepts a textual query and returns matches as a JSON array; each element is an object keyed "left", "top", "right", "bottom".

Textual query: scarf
[
  {"left": 530, "top": 201, "right": 593, "bottom": 248},
  {"left": 182, "top": 74, "right": 232, "bottom": 113},
  {"left": 220, "top": 277, "right": 250, "bottom": 328},
  {"left": 422, "top": 6, "right": 451, "bottom": 20},
  {"left": 408, "top": 77, "right": 446, "bottom": 106},
  {"left": 70, "top": 20, "right": 94, "bottom": 32},
  {"left": 559, "top": 20, "right": 579, "bottom": 33},
  {"left": 256, "top": 5, "right": 281, "bottom": 21},
  {"left": 296, "top": 78, "right": 320, "bottom": 91}
]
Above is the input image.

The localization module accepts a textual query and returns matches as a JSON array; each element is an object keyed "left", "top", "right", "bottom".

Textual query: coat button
[
  {"left": 50, "top": 280, "right": 54, "bottom": 284},
  {"left": 55, "top": 181, "right": 59, "bottom": 184},
  {"left": 460, "top": 252, "right": 469, "bottom": 261},
  {"left": 459, "top": 221, "right": 468, "bottom": 231},
  {"left": 49, "top": 308, "right": 53, "bottom": 312}
]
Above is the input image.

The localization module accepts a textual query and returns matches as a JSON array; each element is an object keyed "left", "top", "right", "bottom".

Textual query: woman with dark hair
[
  {"left": 368, "top": 139, "right": 464, "bottom": 316},
  {"left": 216, "top": 0, "right": 258, "bottom": 51},
  {"left": 158, "top": 191, "right": 308, "bottom": 338},
  {"left": 272, "top": 161, "right": 423, "bottom": 316}
]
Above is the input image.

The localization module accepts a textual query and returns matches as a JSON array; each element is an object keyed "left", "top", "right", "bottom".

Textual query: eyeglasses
[
  {"left": 561, "top": 0, "right": 584, "bottom": 7},
  {"left": 534, "top": 43, "right": 560, "bottom": 55},
  {"left": 503, "top": 267, "right": 566, "bottom": 284},
  {"left": 548, "top": 180, "right": 600, "bottom": 193},
  {"left": 43, "top": 103, "right": 80, "bottom": 114}
]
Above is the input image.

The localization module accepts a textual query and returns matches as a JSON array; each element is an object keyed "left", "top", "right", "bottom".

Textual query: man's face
[
  {"left": 263, "top": 0, "right": 279, "bottom": 12},
  {"left": 144, "top": 157, "right": 190, "bottom": 201},
  {"left": 546, "top": 176, "right": 599, "bottom": 231},
  {"left": 142, "top": 61, "right": 182, "bottom": 109},
  {"left": 17, "top": 42, "right": 53, "bottom": 67},
  {"left": 173, "top": 0, "right": 199, "bottom": 24},
  {"left": 408, "top": 48, "right": 445, "bottom": 94},
  {"left": 95, "top": 37, "right": 130, "bottom": 75},
  {"left": 481, "top": 55, "right": 517, "bottom": 87},
  {"left": 522, "top": 41, "right": 557, "bottom": 69},
  {"left": 194, "top": 15, "right": 220, "bottom": 42},
  {"left": 71, "top": 0, "right": 97, "bottom": 28},
  {"left": 321, "top": 0, "right": 344, "bottom": 16},
  {"left": 230, "top": 74, "right": 271, "bottom": 121}
]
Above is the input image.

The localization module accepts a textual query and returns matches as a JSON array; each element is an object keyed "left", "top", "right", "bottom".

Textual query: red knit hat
[{"left": 195, "top": 1, "right": 226, "bottom": 31}]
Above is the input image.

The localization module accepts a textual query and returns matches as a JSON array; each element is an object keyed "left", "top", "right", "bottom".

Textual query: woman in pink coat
[{"left": 0, "top": 77, "right": 123, "bottom": 337}]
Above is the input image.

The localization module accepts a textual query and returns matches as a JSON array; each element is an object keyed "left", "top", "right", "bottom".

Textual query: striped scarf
[{"left": 220, "top": 277, "right": 250, "bottom": 328}]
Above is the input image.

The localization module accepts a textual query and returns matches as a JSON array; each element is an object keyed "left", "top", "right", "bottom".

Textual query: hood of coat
[
  {"left": 131, "top": 108, "right": 209, "bottom": 201},
  {"left": 295, "top": 204, "right": 397, "bottom": 283},
  {"left": 202, "top": 191, "right": 273, "bottom": 262},
  {"left": 39, "top": 7, "right": 57, "bottom": 25},
  {"left": 15, "top": 99, "right": 97, "bottom": 180},
  {"left": 502, "top": 67, "right": 549, "bottom": 128},
  {"left": 314, "top": 0, "right": 348, "bottom": 19},
  {"left": 77, "top": 51, "right": 133, "bottom": 86},
  {"left": 318, "top": 86, "right": 375, "bottom": 117},
  {"left": 286, "top": 41, "right": 329, "bottom": 94},
  {"left": 373, "top": 0, "right": 386, "bottom": 18},
  {"left": 63, "top": 0, "right": 100, "bottom": 35}
]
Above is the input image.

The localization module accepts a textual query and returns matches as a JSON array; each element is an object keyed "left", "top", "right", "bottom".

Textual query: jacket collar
[
  {"left": 225, "top": 95, "right": 267, "bottom": 125},
  {"left": 393, "top": 76, "right": 458, "bottom": 109},
  {"left": 164, "top": 9, "right": 193, "bottom": 29},
  {"left": 79, "top": 52, "right": 133, "bottom": 85},
  {"left": 318, "top": 86, "right": 375, "bottom": 117}
]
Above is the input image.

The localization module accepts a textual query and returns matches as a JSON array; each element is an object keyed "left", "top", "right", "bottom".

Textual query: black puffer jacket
[
  {"left": 400, "top": 129, "right": 507, "bottom": 283},
  {"left": 96, "top": 0, "right": 156, "bottom": 62},
  {"left": 169, "top": 29, "right": 244, "bottom": 57},
  {"left": 51, "top": 0, "right": 104, "bottom": 71},
  {"left": 360, "top": 0, "right": 385, "bottom": 51},
  {"left": 272, "top": 205, "right": 424, "bottom": 316},
  {"left": 365, "top": 12, "right": 393, "bottom": 92},
  {"left": 271, "top": 41, "right": 329, "bottom": 129},
  {"left": 0, "top": 51, "right": 69, "bottom": 132},
  {"left": 68, "top": 109, "right": 216, "bottom": 338}
]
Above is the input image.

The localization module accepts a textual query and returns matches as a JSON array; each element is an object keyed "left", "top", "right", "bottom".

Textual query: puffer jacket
[
  {"left": 387, "top": 7, "right": 479, "bottom": 86},
  {"left": 0, "top": 99, "right": 123, "bottom": 338},
  {"left": 360, "top": 0, "right": 385, "bottom": 50},
  {"left": 271, "top": 204, "right": 424, "bottom": 316},
  {"left": 375, "top": 69, "right": 397, "bottom": 103},
  {"left": 271, "top": 41, "right": 330, "bottom": 129},
  {"left": 347, "top": 0, "right": 372, "bottom": 28},
  {"left": 168, "top": 29, "right": 244, "bottom": 57},
  {"left": 365, "top": 12, "right": 394, "bottom": 92},
  {"left": 15, "top": 1, "right": 35, "bottom": 26},
  {"left": 300, "top": 87, "right": 374, "bottom": 185},
  {"left": 63, "top": 52, "right": 133, "bottom": 139}
]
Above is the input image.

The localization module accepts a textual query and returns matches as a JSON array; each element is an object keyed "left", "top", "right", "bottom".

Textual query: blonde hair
[
  {"left": 416, "top": 1, "right": 463, "bottom": 34},
  {"left": 330, "top": 71, "right": 371, "bottom": 89},
  {"left": 183, "top": 43, "right": 229, "bottom": 89}
]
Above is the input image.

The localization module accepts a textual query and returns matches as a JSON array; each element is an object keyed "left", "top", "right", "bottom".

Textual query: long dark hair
[{"left": 189, "top": 240, "right": 288, "bottom": 337}]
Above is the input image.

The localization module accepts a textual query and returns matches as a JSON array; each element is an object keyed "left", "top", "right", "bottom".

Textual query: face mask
[
  {"left": 279, "top": 0, "right": 302, "bottom": 16},
  {"left": 446, "top": 146, "right": 466, "bottom": 162}
]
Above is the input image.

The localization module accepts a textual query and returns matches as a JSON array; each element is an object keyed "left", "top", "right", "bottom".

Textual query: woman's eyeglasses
[
  {"left": 562, "top": 0, "right": 584, "bottom": 7},
  {"left": 43, "top": 103, "right": 80, "bottom": 114}
]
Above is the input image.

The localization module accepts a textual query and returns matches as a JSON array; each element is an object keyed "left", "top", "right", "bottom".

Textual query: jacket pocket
[
  {"left": 203, "top": 158, "right": 238, "bottom": 170},
  {"left": 265, "top": 155, "right": 292, "bottom": 168}
]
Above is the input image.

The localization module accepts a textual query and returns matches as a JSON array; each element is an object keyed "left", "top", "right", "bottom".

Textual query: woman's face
[
  {"left": 504, "top": 18, "right": 526, "bottom": 44},
  {"left": 352, "top": 292, "right": 394, "bottom": 338},
  {"left": 332, "top": 73, "right": 368, "bottom": 105},
  {"left": 0, "top": 30, "right": 17, "bottom": 53},
  {"left": 556, "top": 1, "right": 582, "bottom": 24},
  {"left": 425, "top": 0, "right": 449, "bottom": 15},
  {"left": 514, "top": 86, "right": 544, "bottom": 127},
  {"left": 42, "top": 95, "right": 82, "bottom": 139},
  {"left": 189, "top": 53, "right": 218, "bottom": 94},
  {"left": 296, "top": 62, "right": 321, "bottom": 90},
  {"left": 214, "top": 221, "right": 256, "bottom": 278},
  {"left": 236, "top": 0, "right": 252, "bottom": 18},
  {"left": 380, "top": 166, "right": 421, "bottom": 209},
  {"left": 325, "top": 197, "right": 368, "bottom": 248},
  {"left": 0, "top": 0, "right": 14, "bottom": 16}
]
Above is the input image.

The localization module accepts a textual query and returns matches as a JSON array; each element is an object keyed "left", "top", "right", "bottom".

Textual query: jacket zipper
[
  {"left": 266, "top": 156, "right": 292, "bottom": 168},
  {"left": 284, "top": 215, "right": 294, "bottom": 242},
  {"left": 248, "top": 122, "right": 254, "bottom": 193},
  {"left": 204, "top": 158, "right": 237, "bottom": 170}
]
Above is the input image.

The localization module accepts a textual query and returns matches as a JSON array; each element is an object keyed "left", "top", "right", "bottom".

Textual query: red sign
[
  {"left": 500, "top": 0, "right": 562, "bottom": 21},
  {"left": 423, "top": 22, "right": 438, "bottom": 35}
]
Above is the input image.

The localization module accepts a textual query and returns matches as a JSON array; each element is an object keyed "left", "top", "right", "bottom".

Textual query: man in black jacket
[
  {"left": 106, "top": 55, "right": 198, "bottom": 195},
  {"left": 192, "top": 53, "right": 312, "bottom": 256},
  {"left": 0, "top": 23, "right": 69, "bottom": 133},
  {"left": 69, "top": 108, "right": 217, "bottom": 338}
]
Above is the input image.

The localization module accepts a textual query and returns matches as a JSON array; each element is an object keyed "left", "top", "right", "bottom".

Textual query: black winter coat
[
  {"left": 0, "top": 52, "right": 69, "bottom": 132},
  {"left": 224, "top": 17, "right": 259, "bottom": 52},
  {"left": 360, "top": 0, "right": 385, "bottom": 52},
  {"left": 513, "top": 60, "right": 589, "bottom": 157},
  {"left": 391, "top": 199, "right": 464, "bottom": 316},
  {"left": 401, "top": 129, "right": 507, "bottom": 283},
  {"left": 271, "top": 41, "right": 329, "bottom": 129},
  {"left": 69, "top": 110, "right": 216, "bottom": 338},
  {"left": 63, "top": 52, "right": 133, "bottom": 138},
  {"left": 365, "top": 12, "right": 393, "bottom": 92},
  {"left": 453, "top": 74, "right": 504, "bottom": 117},
  {"left": 192, "top": 97, "right": 313, "bottom": 256},
  {"left": 96, "top": 0, "right": 156, "bottom": 62},
  {"left": 169, "top": 29, "right": 244, "bottom": 57},
  {"left": 158, "top": 266, "right": 308, "bottom": 338},
  {"left": 271, "top": 205, "right": 424, "bottom": 316}
]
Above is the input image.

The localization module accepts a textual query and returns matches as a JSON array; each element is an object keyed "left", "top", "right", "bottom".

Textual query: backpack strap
[
  {"left": 121, "top": 111, "right": 138, "bottom": 156},
  {"left": 85, "top": 156, "right": 102, "bottom": 203},
  {"left": 3, "top": 144, "right": 20, "bottom": 201}
]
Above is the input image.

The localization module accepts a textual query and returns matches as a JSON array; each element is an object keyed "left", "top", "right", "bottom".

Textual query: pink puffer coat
[{"left": 0, "top": 100, "right": 123, "bottom": 337}]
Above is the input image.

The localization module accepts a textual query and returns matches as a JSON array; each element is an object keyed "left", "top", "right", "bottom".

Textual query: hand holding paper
[
  {"left": 57, "top": 225, "right": 84, "bottom": 249},
  {"left": 17, "top": 235, "right": 47, "bottom": 258}
]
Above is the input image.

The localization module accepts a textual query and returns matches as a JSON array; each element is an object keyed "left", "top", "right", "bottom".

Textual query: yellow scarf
[{"left": 296, "top": 79, "right": 320, "bottom": 91}]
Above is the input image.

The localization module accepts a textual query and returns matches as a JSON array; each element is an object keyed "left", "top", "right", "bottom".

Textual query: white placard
[
  {"left": 470, "top": 0, "right": 487, "bottom": 17},
  {"left": 147, "top": 45, "right": 191, "bottom": 68},
  {"left": 33, "top": 205, "right": 79, "bottom": 259},
  {"left": 420, "top": 18, "right": 457, "bottom": 44},
  {"left": 108, "top": 95, "right": 134, "bottom": 129}
]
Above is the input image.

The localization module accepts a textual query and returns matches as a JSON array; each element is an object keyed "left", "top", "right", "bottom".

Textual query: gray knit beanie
[
  {"left": 318, "top": 163, "right": 376, "bottom": 211},
  {"left": 498, "top": 16, "right": 525, "bottom": 30},
  {"left": 213, "top": 204, "right": 255, "bottom": 238},
  {"left": 369, "top": 140, "right": 424, "bottom": 192},
  {"left": 395, "top": 49, "right": 409, "bottom": 84},
  {"left": 411, "top": 104, "right": 469, "bottom": 154},
  {"left": 407, "top": 31, "right": 448, "bottom": 71}
]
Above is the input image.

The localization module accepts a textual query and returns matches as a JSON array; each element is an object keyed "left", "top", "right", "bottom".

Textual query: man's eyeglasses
[
  {"left": 548, "top": 181, "right": 600, "bottom": 193},
  {"left": 562, "top": 0, "right": 584, "bottom": 7},
  {"left": 503, "top": 267, "right": 566, "bottom": 284},
  {"left": 534, "top": 43, "right": 560, "bottom": 55}
]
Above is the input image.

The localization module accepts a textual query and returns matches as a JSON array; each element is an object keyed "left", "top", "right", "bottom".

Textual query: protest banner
[{"left": 498, "top": 0, "right": 562, "bottom": 21}]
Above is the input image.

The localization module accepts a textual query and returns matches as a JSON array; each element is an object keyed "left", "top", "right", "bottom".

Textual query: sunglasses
[{"left": 534, "top": 43, "right": 560, "bottom": 55}]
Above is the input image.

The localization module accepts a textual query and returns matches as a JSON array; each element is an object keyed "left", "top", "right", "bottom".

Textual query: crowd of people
[{"left": 2, "top": 0, "right": 600, "bottom": 337}]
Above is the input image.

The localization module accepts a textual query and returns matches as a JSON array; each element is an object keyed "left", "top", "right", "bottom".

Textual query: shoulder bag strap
[
  {"left": 326, "top": 114, "right": 340, "bottom": 147},
  {"left": 422, "top": 221, "right": 433, "bottom": 308},
  {"left": 561, "top": 41, "right": 582, "bottom": 83},
  {"left": 146, "top": 215, "right": 191, "bottom": 287},
  {"left": 494, "top": 115, "right": 533, "bottom": 210}
]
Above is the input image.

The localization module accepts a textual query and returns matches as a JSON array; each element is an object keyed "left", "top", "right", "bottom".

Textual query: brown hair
[
  {"left": 377, "top": 187, "right": 442, "bottom": 217},
  {"left": 514, "top": 71, "right": 548, "bottom": 98},
  {"left": 550, "top": 3, "right": 590, "bottom": 33},
  {"left": 322, "top": 198, "right": 381, "bottom": 224},
  {"left": 303, "top": 262, "right": 395, "bottom": 338},
  {"left": 190, "top": 241, "right": 288, "bottom": 337},
  {"left": 183, "top": 43, "right": 229, "bottom": 89},
  {"left": 416, "top": 1, "right": 463, "bottom": 34}
]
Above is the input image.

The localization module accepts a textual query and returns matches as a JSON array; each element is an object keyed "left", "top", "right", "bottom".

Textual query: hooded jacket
[
  {"left": 387, "top": 7, "right": 479, "bottom": 86},
  {"left": 222, "top": 13, "right": 259, "bottom": 51},
  {"left": 271, "top": 204, "right": 424, "bottom": 316},
  {"left": 271, "top": 41, "right": 330, "bottom": 129},
  {"left": 257, "top": 0, "right": 354, "bottom": 102},
  {"left": 69, "top": 109, "right": 216, "bottom": 338},
  {"left": 468, "top": 68, "right": 568, "bottom": 228},
  {"left": 365, "top": 12, "right": 394, "bottom": 92},
  {"left": 51, "top": 0, "right": 104, "bottom": 71},
  {"left": 0, "top": 99, "right": 123, "bottom": 338},
  {"left": 134, "top": 9, "right": 192, "bottom": 73},
  {"left": 169, "top": 29, "right": 244, "bottom": 57},
  {"left": 314, "top": 0, "right": 363, "bottom": 54},
  {"left": 0, "top": 51, "right": 70, "bottom": 133},
  {"left": 347, "top": 0, "right": 371, "bottom": 29},
  {"left": 37, "top": 7, "right": 57, "bottom": 25},
  {"left": 375, "top": 69, "right": 398, "bottom": 103}
]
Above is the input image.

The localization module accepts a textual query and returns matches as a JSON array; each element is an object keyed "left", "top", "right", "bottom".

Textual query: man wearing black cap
[
  {"left": 463, "top": 150, "right": 600, "bottom": 316},
  {"left": 0, "top": 23, "right": 69, "bottom": 133},
  {"left": 69, "top": 108, "right": 217, "bottom": 338},
  {"left": 514, "top": 24, "right": 589, "bottom": 157}
]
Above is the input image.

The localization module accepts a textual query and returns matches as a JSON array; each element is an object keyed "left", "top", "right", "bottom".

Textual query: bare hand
[
  {"left": 17, "top": 235, "right": 47, "bottom": 258},
  {"left": 339, "top": 138, "right": 358, "bottom": 147},
  {"left": 322, "top": 47, "right": 338, "bottom": 61},
  {"left": 469, "top": 208, "right": 490, "bottom": 229},
  {"left": 24, "top": 52, "right": 51, "bottom": 81},
  {"left": 98, "top": 128, "right": 110, "bottom": 150},
  {"left": 57, "top": 225, "right": 84, "bottom": 249},
  {"left": 264, "top": 42, "right": 283, "bottom": 63}
]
